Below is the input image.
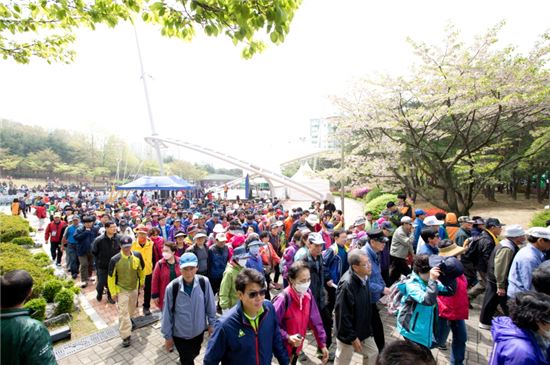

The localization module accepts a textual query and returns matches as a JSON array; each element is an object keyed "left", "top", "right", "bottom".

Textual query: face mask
[
  {"left": 162, "top": 252, "right": 172, "bottom": 260},
  {"left": 238, "top": 259, "right": 248, "bottom": 267},
  {"left": 249, "top": 246, "right": 260, "bottom": 256},
  {"left": 294, "top": 281, "right": 310, "bottom": 295}
]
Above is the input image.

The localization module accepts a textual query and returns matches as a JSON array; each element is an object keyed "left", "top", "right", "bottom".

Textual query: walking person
[
  {"left": 151, "top": 241, "right": 181, "bottom": 311},
  {"left": 131, "top": 225, "right": 154, "bottom": 316},
  {"left": 107, "top": 236, "right": 145, "bottom": 347},
  {"left": 161, "top": 253, "right": 217, "bottom": 365},
  {"left": 273, "top": 261, "right": 329, "bottom": 364},
  {"left": 45, "top": 212, "right": 67, "bottom": 267},
  {"left": 74, "top": 215, "right": 98, "bottom": 288},
  {"left": 63, "top": 215, "right": 81, "bottom": 279},
  {"left": 479, "top": 225, "right": 525, "bottom": 329},
  {"left": 204, "top": 268, "right": 289, "bottom": 365},
  {"left": 389, "top": 216, "right": 415, "bottom": 285},
  {"left": 92, "top": 220, "right": 121, "bottom": 304},
  {"left": 219, "top": 245, "right": 249, "bottom": 313},
  {"left": 334, "top": 249, "right": 378, "bottom": 365}
]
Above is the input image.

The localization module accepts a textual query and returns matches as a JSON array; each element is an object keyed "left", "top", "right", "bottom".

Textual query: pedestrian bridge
[{"left": 144, "top": 136, "right": 326, "bottom": 201}]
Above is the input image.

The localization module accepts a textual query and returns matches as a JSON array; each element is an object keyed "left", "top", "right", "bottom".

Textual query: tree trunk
[
  {"left": 525, "top": 175, "right": 531, "bottom": 199},
  {"left": 536, "top": 174, "right": 543, "bottom": 203}
]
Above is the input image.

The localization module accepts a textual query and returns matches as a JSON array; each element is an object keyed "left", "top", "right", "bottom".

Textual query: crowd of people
[{"left": 2, "top": 190, "right": 550, "bottom": 365}]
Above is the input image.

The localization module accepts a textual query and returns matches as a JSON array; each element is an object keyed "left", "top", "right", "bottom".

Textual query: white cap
[
  {"left": 423, "top": 216, "right": 444, "bottom": 226},
  {"left": 308, "top": 232, "right": 325, "bottom": 245},
  {"left": 215, "top": 233, "right": 227, "bottom": 242},
  {"left": 213, "top": 224, "right": 225, "bottom": 233},
  {"left": 401, "top": 216, "right": 413, "bottom": 224},
  {"left": 527, "top": 227, "right": 550, "bottom": 240},
  {"left": 503, "top": 224, "right": 525, "bottom": 238}
]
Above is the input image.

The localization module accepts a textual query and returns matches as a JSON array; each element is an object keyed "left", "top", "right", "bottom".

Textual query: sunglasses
[{"left": 246, "top": 288, "right": 268, "bottom": 299}]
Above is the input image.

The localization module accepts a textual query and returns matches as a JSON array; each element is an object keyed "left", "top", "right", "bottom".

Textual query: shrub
[
  {"left": 24, "top": 297, "right": 47, "bottom": 321},
  {"left": 33, "top": 252, "right": 51, "bottom": 267},
  {"left": 11, "top": 237, "right": 35, "bottom": 246},
  {"left": 54, "top": 288, "right": 75, "bottom": 315},
  {"left": 0, "top": 243, "right": 55, "bottom": 298},
  {"left": 364, "top": 187, "right": 383, "bottom": 203},
  {"left": 365, "top": 193, "right": 398, "bottom": 217},
  {"left": 43, "top": 279, "right": 64, "bottom": 303},
  {"left": 530, "top": 210, "right": 550, "bottom": 227},
  {"left": 0, "top": 214, "right": 30, "bottom": 242}
]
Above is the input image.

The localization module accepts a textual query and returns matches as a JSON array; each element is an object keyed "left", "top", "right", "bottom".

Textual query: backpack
[
  {"left": 272, "top": 291, "right": 292, "bottom": 312},
  {"left": 385, "top": 275, "right": 410, "bottom": 316},
  {"left": 460, "top": 235, "right": 483, "bottom": 266},
  {"left": 171, "top": 275, "right": 207, "bottom": 316}
]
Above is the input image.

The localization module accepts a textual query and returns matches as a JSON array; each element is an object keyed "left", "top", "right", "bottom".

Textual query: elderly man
[
  {"left": 389, "top": 216, "right": 415, "bottom": 285},
  {"left": 454, "top": 216, "right": 475, "bottom": 247},
  {"left": 479, "top": 224, "right": 525, "bottom": 329},
  {"left": 334, "top": 249, "right": 378, "bottom": 365}
]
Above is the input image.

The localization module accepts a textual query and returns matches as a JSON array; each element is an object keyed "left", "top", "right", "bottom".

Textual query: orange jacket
[{"left": 260, "top": 243, "right": 281, "bottom": 267}]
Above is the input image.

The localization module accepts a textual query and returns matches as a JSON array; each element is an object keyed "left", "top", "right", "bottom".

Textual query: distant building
[{"left": 309, "top": 117, "right": 339, "bottom": 149}]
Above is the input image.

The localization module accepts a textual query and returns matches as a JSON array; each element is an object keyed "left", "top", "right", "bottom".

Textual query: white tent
[{"left": 287, "top": 162, "right": 331, "bottom": 201}]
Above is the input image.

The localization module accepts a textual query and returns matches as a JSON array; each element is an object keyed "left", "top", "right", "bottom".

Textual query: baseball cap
[
  {"left": 194, "top": 231, "right": 207, "bottom": 239},
  {"left": 247, "top": 240, "right": 264, "bottom": 247},
  {"left": 401, "top": 216, "right": 413, "bottom": 224},
  {"left": 308, "top": 232, "right": 325, "bottom": 245},
  {"left": 380, "top": 221, "right": 395, "bottom": 233},
  {"left": 120, "top": 235, "right": 133, "bottom": 248},
  {"left": 216, "top": 233, "right": 227, "bottom": 242},
  {"left": 53, "top": 212, "right": 61, "bottom": 218},
  {"left": 485, "top": 218, "right": 505, "bottom": 228},
  {"left": 423, "top": 216, "right": 444, "bottom": 226},
  {"left": 458, "top": 216, "right": 475, "bottom": 224},
  {"left": 213, "top": 224, "right": 225, "bottom": 233},
  {"left": 415, "top": 209, "right": 426, "bottom": 216},
  {"left": 174, "top": 231, "right": 186, "bottom": 238},
  {"left": 354, "top": 217, "right": 366, "bottom": 226},
  {"left": 179, "top": 253, "right": 198, "bottom": 268},
  {"left": 368, "top": 229, "right": 387, "bottom": 242}
]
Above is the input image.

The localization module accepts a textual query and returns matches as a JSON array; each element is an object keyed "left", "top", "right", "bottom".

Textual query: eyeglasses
[{"left": 247, "top": 288, "right": 268, "bottom": 299}]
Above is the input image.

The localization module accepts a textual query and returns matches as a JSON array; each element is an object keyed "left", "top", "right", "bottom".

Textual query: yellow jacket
[
  {"left": 131, "top": 239, "right": 154, "bottom": 275},
  {"left": 107, "top": 251, "right": 145, "bottom": 296}
]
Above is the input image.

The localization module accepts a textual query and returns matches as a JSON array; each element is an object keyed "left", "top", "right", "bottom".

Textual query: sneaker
[
  {"left": 80, "top": 283, "right": 88, "bottom": 288},
  {"left": 131, "top": 319, "right": 136, "bottom": 331},
  {"left": 478, "top": 323, "right": 491, "bottom": 330},
  {"left": 71, "top": 274, "right": 78, "bottom": 279},
  {"left": 96, "top": 294, "right": 102, "bottom": 302},
  {"left": 122, "top": 337, "right": 131, "bottom": 347},
  {"left": 107, "top": 296, "right": 116, "bottom": 305},
  {"left": 56, "top": 263, "right": 62, "bottom": 267},
  {"left": 143, "top": 308, "right": 152, "bottom": 316},
  {"left": 438, "top": 344, "right": 448, "bottom": 351}
]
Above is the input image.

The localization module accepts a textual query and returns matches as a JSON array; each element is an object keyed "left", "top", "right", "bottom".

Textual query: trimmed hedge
[
  {"left": 364, "top": 187, "right": 383, "bottom": 203},
  {"left": 530, "top": 210, "right": 550, "bottom": 227},
  {"left": 0, "top": 243, "right": 54, "bottom": 298},
  {"left": 24, "top": 297, "right": 47, "bottom": 321},
  {"left": 54, "top": 288, "right": 75, "bottom": 315},
  {"left": 365, "top": 193, "right": 398, "bottom": 217},
  {"left": 43, "top": 279, "right": 64, "bottom": 303},
  {"left": 33, "top": 252, "right": 51, "bottom": 266},
  {"left": 11, "top": 237, "right": 35, "bottom": 246},
  {"left": 0, "top": 214, "right": 30, "bottom": 242}
]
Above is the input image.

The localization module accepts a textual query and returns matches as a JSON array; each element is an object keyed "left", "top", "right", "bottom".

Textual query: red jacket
[
  {"left": 437, "top": 274, "right": 469, "bottom": 320},
  {"left": 45, "top": 220, "right": 67, "bottom": 243},
  {"left": 151, "top": 236, "right": 164, "bottom": 267},
  {"left": 151, "top": 257, "right": 181, "bottom": 310}
]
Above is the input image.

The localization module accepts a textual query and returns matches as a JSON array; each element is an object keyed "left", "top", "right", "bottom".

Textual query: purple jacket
[
  {"left": 489, "top": 316, "right": 549, "bottom": 365},
  {"left": 280, "top": 242, "right": 299, "bottom": 280}
]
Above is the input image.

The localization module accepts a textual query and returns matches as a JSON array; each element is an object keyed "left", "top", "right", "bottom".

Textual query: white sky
[{"left": 1, "top": 0, "right": 548, "bottom": 170}]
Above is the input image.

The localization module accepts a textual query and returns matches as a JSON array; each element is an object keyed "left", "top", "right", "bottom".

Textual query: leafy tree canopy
[{"left": 0, "top": 0, "right": 302, "bottom": 63}]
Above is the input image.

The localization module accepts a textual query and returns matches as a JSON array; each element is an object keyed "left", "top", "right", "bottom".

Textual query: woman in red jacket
[
  {"left": 148, "top": 227, "right": 164, "bottom": 267},
  {"left": 273, "top": 261, "right": 329, "bottom": 364},
  {"left": 435, "top": 240, "right": 469, "bottom": 365},
  {"left": 151, "top": 241, "right": 181, "bottom": 311}
]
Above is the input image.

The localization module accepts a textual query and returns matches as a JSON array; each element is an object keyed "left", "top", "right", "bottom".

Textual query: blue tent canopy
[{"left": 116, "top": 175, "right": 194, "bottom": 191}]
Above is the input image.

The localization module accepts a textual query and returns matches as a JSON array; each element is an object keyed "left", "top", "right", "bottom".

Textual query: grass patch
[{"left": 52, "top": 309, "right": 97, "bottom": 347}]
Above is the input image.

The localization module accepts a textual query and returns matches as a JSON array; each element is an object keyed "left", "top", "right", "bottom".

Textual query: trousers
[
  {"left": 117, "top": 289, "right": 138, "bottom": 339},
  {"left": 334, "top": 337, "right": 378, "bottom": 365}
]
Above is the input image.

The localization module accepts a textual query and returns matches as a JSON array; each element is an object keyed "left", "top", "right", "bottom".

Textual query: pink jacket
[
  {"left": 273, "top": 286, "right": 326, "bottom": 355},
  {"left": 151, "top": 257, "right": 181, "bottom": 310},
  {"left": 437, "top": 274, "right": 469, "bottom": 320}
]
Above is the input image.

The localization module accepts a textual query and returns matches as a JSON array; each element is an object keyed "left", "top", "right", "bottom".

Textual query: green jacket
[
  {"left": 1, "top": 308, "right": 57, "bottom": 365},
  {"left": 219, "top": 262, "right": 243, "bottom": 310}
]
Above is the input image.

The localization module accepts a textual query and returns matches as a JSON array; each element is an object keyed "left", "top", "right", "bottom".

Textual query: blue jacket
[
  {"left": 246, "top": 255, "right": 264, "bottom": 274},
  {"left": 412, "top": 218, "right": 425, "bottom": 251},
  {"left": 417, "top": 244, "right": 439, "bottom": 256},
  {"left": 507, "top": 244, "right": 546, "bottom": 298},
  {"left": 323, "top": 244, "right": 345, "bottom": 284},
  {"left": 489, "top": 316, "right": 549, "bottom": 365},
  {"left": 242, "top": 221, "right": 260, "bottom": 234},
  {"left": 205, "top": 219, "right": 219, "bottom": 236},
  {"left": 208, "top": 245, "right": 230, "bottom": 280},
  {"left": 204, "top": 300, "right": 289, "bottom": 365},
  {"left": 64, "top": 224, "right": 80, "bottom": 245},
  {"left": 363, "top": 244, "right": 386, "bottom": 303},
  {"left": 396, "top": 272, "right": 449, "bottom": 348},
  {"left": 73, "top": 226, "right": 98, "bottom": 256}
]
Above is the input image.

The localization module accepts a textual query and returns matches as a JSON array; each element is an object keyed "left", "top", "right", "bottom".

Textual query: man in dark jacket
[
  {"left": 454, "top": 216, "right": 474, "bottom": 247},
  {"left": 92, "top": 220, "right": 120, "bottom": 304},
  {"left": 74, "top": 215, "right": 99, "bottom": 288},
  {"left": 479, "top": 224, "right": 524, "bottom": 329},
  {"left": 204, "top": 268, "right": 289, "bottom": 365},
  {"left": 1, "top": 270, "right": 57, "bottom": 365},
  {"left": 207, "top": 233, "right": 230, "bottom": 297},
  {"left": 467, "top": 218, "right": 503, "bottom": 302},
  {"left": 334, "top": 249, "right": 378, "bottom": 365}
]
